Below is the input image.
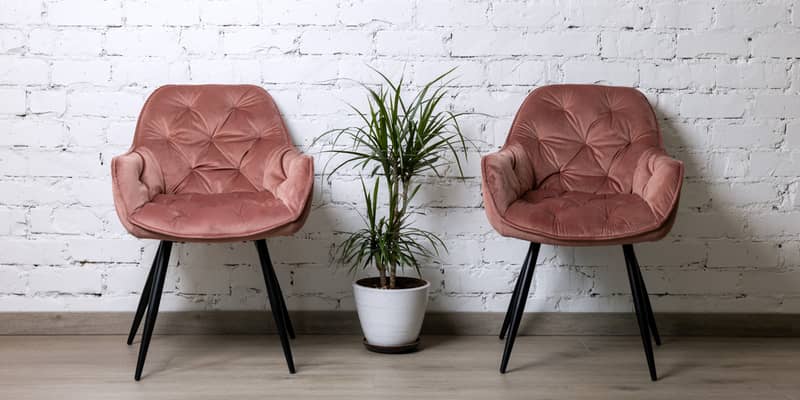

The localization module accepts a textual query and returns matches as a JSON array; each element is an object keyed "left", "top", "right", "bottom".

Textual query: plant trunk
[
  {"left": 389, "top": 263, "right": 397, "bottom": 289},
  {"left": 379, "top": 264, "right": 387, "bottom": 289}
]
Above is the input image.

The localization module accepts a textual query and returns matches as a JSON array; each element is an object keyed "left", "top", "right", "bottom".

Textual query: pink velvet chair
[
  {"left": 482, "top": 84, "right": 683, "bottom": 380},
  {"left": 112, "top": 85, "right": 314, "bottom": 380}
]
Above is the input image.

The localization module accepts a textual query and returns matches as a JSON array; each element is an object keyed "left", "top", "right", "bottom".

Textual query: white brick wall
[{"left": 1, "top": 0, "right": 799, "bottom": 314}]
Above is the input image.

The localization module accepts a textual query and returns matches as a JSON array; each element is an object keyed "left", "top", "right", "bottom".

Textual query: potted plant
[{"left": 318, "top": 69, "right": 471, "bottom": 352}]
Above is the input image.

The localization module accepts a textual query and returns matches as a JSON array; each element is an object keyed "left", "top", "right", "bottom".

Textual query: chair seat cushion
[
  {"left": 129, "top": 191, "right": 296, "bottom": 240},
  {"left": 503, "top": 189, "right": 664, "bottom": 242}
]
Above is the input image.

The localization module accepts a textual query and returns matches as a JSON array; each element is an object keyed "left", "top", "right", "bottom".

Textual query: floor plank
[{"left": 0, "top": 335, "right": 798, "bottom": 400}]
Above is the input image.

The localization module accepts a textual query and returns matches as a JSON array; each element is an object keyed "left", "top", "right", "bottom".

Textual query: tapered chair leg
[
  {"left": 254, "top": 239, "right": 296, "bottom": 374},
  {"left": 500, "top": 248, "right": 531, "bottom": 340},
  {"left": 623, "top": 244, "right": 657, "bottom": 381},
  {"left": 127, "top": 242, "right": 162, "bottom": 345},
  {"left": 629, "top": 248, "right": 661, "bottom": 346},
  {"left": 500, "top": 242, "right": 540, "bottom": 374},
  {"left": 134, "top": 241, "right": 172, "bottom": 381},
  {"left": 267, "top": 260, "right": 295, "bottom": 339}
]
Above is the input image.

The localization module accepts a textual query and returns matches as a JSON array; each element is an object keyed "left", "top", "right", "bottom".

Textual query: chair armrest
[
  {"left": 264, "top": 146, "right": 314, "bottom": 216},
  {"left": 111, "top": 148, "right": 165, "bottom": 218},
  {"left": 481, "top": 144, "right": 535, "bottom": 215},
  {"left": 632, "top": 148, "right": 684, "bottom": 220}
]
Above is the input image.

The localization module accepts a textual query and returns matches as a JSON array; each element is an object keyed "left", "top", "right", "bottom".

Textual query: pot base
[{"left": 363, "top": 337, "right": 420, "bottom": 354}]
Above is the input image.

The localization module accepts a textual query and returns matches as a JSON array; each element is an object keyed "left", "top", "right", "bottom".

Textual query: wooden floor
[{"left": 1, "top": 335, "right": 798, "bottom": 400}]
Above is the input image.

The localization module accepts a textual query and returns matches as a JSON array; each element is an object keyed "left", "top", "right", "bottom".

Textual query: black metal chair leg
[
  {"left": 623, "top": 244, "right": 658, "bottom": 381},
  {"left": 267, "top": 261, "right": 295, "bottom": 339},
  {"left": 255, "top": 240, "right": 296, "bottom": 374},
  {"left": 630, "top": 249, "right": 661, "bottom": 346},
  {"left": 127, "top": 242, "right": 162, "bottom": 345},
  {"left": 500, "top": 248, "right": 530, "bottom": 340},
  {"left": 500, "top": 242, "right": 540, "bottom": 374},
  {"left": 134, "top": 241, "right": 172, "bottom": 381}
]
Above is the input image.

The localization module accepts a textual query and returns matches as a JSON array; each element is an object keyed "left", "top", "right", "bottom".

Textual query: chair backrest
[
  {"left": 131, "top": 84, "right": 291, "bottom": 194},
  {"left": 505, "top": 84, "right": 663, "bottom": 194}
]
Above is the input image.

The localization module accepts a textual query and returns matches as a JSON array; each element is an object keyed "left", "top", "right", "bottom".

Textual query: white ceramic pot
[{"left": 353, "top": 277, "right": 430, "bottom": 348}]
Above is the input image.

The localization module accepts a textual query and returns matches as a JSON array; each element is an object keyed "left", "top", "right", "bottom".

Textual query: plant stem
[
  {"left": 387, "top": 169, "right": 411, "bottom": 289},
  {"left": 379, "top": 263, "right": 387, "bottom": 289}
]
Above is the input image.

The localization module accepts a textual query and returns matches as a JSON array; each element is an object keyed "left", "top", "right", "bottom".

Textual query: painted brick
[
  {"left": 29, "top": 266, "right": 103, "bottom": 294},
  {"left": 300, "top": 30, "right": 371, "bottom": 55},
  {"left": 220, "top": 28, "right": 297, "bottom": 54},
  {"left": 339, "top": 0, "right": 413, "bottom": 26},
  {"left": 52, "top": 60, "right": 111, "bottom": 85},
  {"left": 490, "top": 0, "right": 563, "bottom": 27},
  {"left": 651, "top": 1, "right": 713, "bottom": 29},
  {"left": 199, "top": 0, "right": 259, "bottom": 25},
  {"left": 67, "top": 239, "right": 142, "bottom": 263},
  {"left": 0, "top": 240, "right": 66, "bottom": 265},
  {"left": 639, "top": 62, "right": 715, "bottom": 90},
  {"left": 47, "top": 0, "right": 123, "bottom": 26},
  {"left": 451, "top": 30, "right": 526, "bottom": 56},
  {"left": 486, "top": 60, "right": 547, "bottom": 86},
  {"left": 0, "top": 29, "right": 25, "bottom": 53},
  {"left": 0, "top": 0, "right": 43, "bottom": 24},
  {"left": 0, "top": 88, "right": 26, "bottom": 115},
  {"left": 716, "top": 62, "right": 789, "bottom": 89},
  {"left": 0, "top": 119, "right": 66, "bottom": 147},
  {"left": 754, "top": 95, "right": 800, "bottom": 118},
  {"left": 709, "top": 122, "right": 780, "bottom": 149},
  {"left": 715, "top": 2, "right": 787, "bottom": 29},
  {"left": 261, "top": 0, "right": 339, "bottom": 25},
  {"left": 751, "top": 33, "right": 800, "bottom": 57},
  {"left": 565, "top": 0, "right": 650, "bottom": 28},
  {"left": 680, "top": 95, "right": 747, "bottom": 118},
  {"left": 29, "top": 90, "right": 67, "bottom": 114},
  {"left": 676, "top": 32, "right": 749, "bottom": 58},
  {"left": 105, "top": 28, "right": 182, "bottom": 57},
  {"left": 0, "top": 207, "right": 27, "bottom": 236},
  {"left": 110, "top": 59, "right": 190, "bottom": 86},
  {"left": 68, "top": 91, "right": 144, "bottom": 118},
  {"left": 562, "top": 60, "right": 638, "bottom": 86},
  {"left": 30, "top": 206, "right": 104, "bottom": 234},
  {"left": 0, "top": 266, "right": 27, "bottom": 294},
  {"left": 707, "top": 240, "right": 780, "bottom": 268},
  {"left": 0, "top": 0, "right": 796, "bottom": 314},
  {"left": 28, "top": 28, "right": 103, "bottom": 56},
  {"left": 528, "top": 30, "right": 599, "bottom": 56},
  {"left": 0, "top": 56, "right": 49, "bottom": 85},
  {"left": 417, "top": 0, "right": 488, "bottom": 27},
  {"left": 375, "top": 30, "right": 447, "bottom": 56},
  {"left": 602, "top": 31, "right": 675, "bottom": 59},
  {"left": 124, "top": 0, "right": 200, "bottom": 26},
  {"left": 180, "top": 28, "right": 221, "bottom": 55}
]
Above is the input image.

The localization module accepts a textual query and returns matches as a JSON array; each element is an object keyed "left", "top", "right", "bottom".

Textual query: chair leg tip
[{"left": 649, "top": 369, "right": 658, "bottom": 381}]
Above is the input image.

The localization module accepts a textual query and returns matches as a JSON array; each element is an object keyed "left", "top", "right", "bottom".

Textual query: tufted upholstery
[
  {"left": 482, "top": 84, "right": 683, "bottom": 245},
  {"left": 111, "top": 85, "right": 314, "bottom": 242}
]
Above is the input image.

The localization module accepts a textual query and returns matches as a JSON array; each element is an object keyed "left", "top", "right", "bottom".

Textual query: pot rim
[{"left": 353, "top": 277, "right": 430, "bottom": 292}]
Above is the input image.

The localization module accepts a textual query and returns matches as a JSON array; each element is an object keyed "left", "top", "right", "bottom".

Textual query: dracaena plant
[{"left": 317, "top": 68, "right": 471, "bottom": 289}]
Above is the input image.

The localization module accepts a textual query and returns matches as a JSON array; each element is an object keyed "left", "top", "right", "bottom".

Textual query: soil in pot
[{"left": 356, "top": 276, "right": 427, "bottom": 289}]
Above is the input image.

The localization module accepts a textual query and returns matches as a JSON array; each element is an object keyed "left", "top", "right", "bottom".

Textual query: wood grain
[
  {"left": 0, "top": 335, "right": 798, "bottom": 400},
  {"left": 2, "top": 311, "right": 799, "bottom": 336}
]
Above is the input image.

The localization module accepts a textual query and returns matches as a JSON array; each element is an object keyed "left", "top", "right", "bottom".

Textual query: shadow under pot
[{"left": 353, "top": 276, "right": 430, "bottom": 353}]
